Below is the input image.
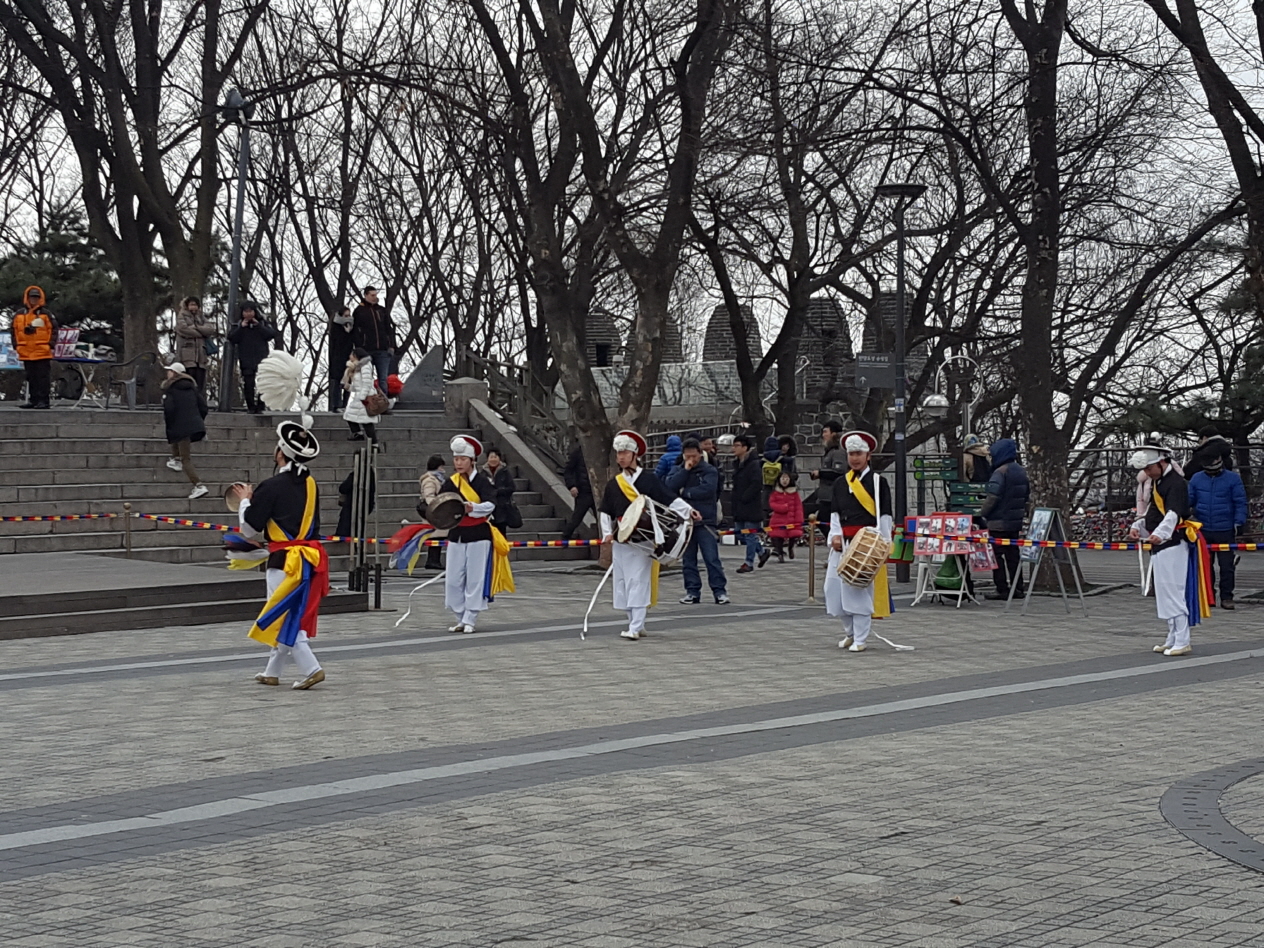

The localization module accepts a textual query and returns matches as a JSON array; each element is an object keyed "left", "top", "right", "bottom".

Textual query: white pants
[
  {"left": 824, "top": 547, "right": 875, "bottom": 645},
  {"left": 1152, "top": 543, "right": 1190, "bottom": 649},
  {"left": 446, "top": 540, "right": 490, "bottom": 627},
  {"left": 262, "top": 568, "right": 321, "bottom": 678},
  {"left": 612, "top": 542, "right": 653, "bottom": 633}
]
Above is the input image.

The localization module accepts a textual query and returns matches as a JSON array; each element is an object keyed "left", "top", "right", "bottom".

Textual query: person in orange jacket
[{"left": 10, "top": 285, "right": 57, "bottom": 409}]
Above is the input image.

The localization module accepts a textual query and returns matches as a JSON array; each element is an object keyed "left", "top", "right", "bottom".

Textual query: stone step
[
  {"left": 0, "top": 589, "right": 367, "bottom": 639},
  {"left": 107, "top": 542, "right": 593, "bottom": 569},
  {"left": 0, "top": 407, "right": 452, "bottom": 427},
  {"left": 0, "top": 486, "right": 546, "bottom": 513}
]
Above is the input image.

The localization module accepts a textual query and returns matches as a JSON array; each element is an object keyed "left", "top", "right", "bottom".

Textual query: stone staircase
[{"left": 0, "top": 406, "right": 590, "bottom": 570}]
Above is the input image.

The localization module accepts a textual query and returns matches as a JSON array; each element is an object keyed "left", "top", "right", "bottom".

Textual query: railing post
[
  {"left": 123, "top": 502, "right": 133, "bottom": 559},
  {"left": 807, "top": 513, "right": 817, "bottom": 603}
]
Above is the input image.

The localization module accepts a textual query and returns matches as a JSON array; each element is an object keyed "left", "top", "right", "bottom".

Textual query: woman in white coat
[{"left": 341, "top": 347, "right": 382, "bottom": 442}]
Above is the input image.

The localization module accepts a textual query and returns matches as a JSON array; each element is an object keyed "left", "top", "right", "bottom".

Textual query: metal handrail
[{"left": 462, "top": 349, "right": 567, "bottom": 469}]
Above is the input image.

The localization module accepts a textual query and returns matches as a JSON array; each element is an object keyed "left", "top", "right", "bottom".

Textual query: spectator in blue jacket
[
  {"left": 665, "top": 438, "right": 730, "bottom": 604},
  {"left": 655, "top": 434, "right": 683, "bottom": 480},
  {"left": 977, "top": 438, "right": 1030, "bottom": 601},
  {"left": 1188, "top": 455, "right": 1247, "bottom": 609}
]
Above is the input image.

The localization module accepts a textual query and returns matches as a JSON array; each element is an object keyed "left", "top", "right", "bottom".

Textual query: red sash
[{"left": 267, "top": 538, "right": 330, "bottom": 636}]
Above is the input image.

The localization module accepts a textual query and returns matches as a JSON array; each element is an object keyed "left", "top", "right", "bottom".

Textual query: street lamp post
[
  {"left": 216, "top": 88, "right": 255, "bottom": 412},
  {"left": 875, "top": 182, "right": 926, "bottom": 583}
]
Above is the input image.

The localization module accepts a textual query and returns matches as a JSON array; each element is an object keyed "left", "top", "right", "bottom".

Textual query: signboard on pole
[{"left": 855, "top": 352, "right": 895, "bottom": 390}]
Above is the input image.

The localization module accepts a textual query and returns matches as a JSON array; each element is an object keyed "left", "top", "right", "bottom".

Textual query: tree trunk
[{"left": 1003, "top": 0, "right": 1070, "bottom": 509}]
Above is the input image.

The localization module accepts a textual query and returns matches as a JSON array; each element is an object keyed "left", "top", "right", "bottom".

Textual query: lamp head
[
  {"left": 922, "top": 392, "right": 950, "bottom": 419},
  {"left": 875, "top": 182, "right": 927, "bottom": 202}
]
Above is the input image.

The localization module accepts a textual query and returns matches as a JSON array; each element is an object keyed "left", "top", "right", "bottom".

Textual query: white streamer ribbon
[
  {"left": 870, "top": 631, "right": 915, "bottom": 652},
  {"left": 394, "top": 571, "right": 447, "bottom": 628},
  {"left": 581, "top": 563, "right": 615, "bottom": 640}
]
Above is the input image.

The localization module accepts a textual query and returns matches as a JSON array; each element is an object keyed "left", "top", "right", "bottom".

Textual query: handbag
[
  {"left": 362, "top": 382, "right": 390, "bottom": 416},
  {"left": 505, "top": 504, "right": 524, "bottom": 530}
]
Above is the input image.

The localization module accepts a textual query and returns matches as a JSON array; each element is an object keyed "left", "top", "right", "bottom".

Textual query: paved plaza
[{"left": 3, "top": 547, "right": 1264, "bottom": 946}]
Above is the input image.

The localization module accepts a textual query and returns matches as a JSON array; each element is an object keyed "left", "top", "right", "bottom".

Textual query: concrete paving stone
[{"left": 6, "top": 560, "right": 1264, "bottom": 945}]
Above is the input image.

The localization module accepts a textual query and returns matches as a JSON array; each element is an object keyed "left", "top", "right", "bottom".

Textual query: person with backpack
[
  {"left": 768, "top": 471, "right": 805, "bottom": 562},
  {"left": 730, "top": 434, "right": 770, "bottom": 572}
]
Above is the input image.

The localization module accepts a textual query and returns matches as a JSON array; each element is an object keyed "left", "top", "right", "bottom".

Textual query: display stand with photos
[
  {"left": 909, "top": 512, "right": 989, "bottom": 608},
  {"left": 1005, "top": 506, "right": 1087, "bottom": 616}
]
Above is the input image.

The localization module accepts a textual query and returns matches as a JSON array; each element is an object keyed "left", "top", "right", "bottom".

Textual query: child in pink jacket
[{"left": 767, "top": 472, "right": 805, "bottom": 561}]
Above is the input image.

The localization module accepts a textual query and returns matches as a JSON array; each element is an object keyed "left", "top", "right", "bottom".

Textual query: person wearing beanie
[
  {"left": 161, "top": 361, "right": 209, "bottom": 500},
  {"left": 10, "top": 285, "right": 57, "bottom": 409},
  {"left": 226, "top": 300, "right": 281, "bottom": 412},
  {"left": 1188, "top": 451, "right": 1247, "bottom": 609},
  {"left": 1185, "top": 424, "right": 1235, "bottom": 478}
]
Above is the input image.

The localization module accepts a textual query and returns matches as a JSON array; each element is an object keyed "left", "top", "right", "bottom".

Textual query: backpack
[{"left": 762, "top": 459, "right": 783, "bottom": 486}]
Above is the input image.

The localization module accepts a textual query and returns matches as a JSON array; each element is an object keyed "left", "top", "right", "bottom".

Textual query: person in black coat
[
  {"left": 1185, "top": 425, "right": 1235, "bottom": 478},
  {"left": 730, "top": 434, "right": 770, "bottom": 572},
  {"left": 226, "top": 301, "right": 281, "bottom": 413},
  {"left": 351, "top": 286, "right": 397, "bottom": 390},
  {"left": 483, "top": 447, "right": 517, "bottom": 534},
  {"left": 161, "top": 362, "right": 209, "bottom": 500},
  {"left": 328, "top": 305, "right": 355, "bottom": 412},
  {"left": 561, "top": 442, "right": 594, "bottom": 541}
]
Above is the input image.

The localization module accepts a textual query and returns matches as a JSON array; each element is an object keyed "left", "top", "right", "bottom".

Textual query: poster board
[
  {"left": 1020, "top": 507, "right": 1069, "bottom": 563},
  {"left": 53, "top": 328, "right": 80, "bottom": 359},
  {"left": 914, "top": 512, "right": 979, "bottom": 557}
]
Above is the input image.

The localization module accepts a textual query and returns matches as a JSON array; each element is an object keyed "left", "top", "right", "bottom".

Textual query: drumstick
[{"left": 581, "top": 563, "right": 615, "bottom": 641}]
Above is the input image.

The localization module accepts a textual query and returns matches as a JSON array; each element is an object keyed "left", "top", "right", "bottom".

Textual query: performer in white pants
[
  {"left": 824, "top": 431, "right": 893, "bottom": 652},
  {"left": 437, "top": 435, "right": 499, "bottom": 633},
  {"left": 233, "top": 419, "right": 329, "bottom": 690},
  {"left": 599, "top": 429, "right": 697, "bottom": 640},
  {"left": 1129, "top": 444, "right": 1208, "bottom": 656}
]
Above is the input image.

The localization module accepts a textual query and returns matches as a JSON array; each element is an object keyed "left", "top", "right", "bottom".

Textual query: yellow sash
[
  {"left": 457, "top": 473, "right": 514, "bottom": 596},
  {"left": 849, "top": 470, "right": 891, "bottom": 618},
  {"left": 616, "top": 470, "right": 659, "bottom": 606},
  {"left": 1152, "top": 486, "right": 1204, "bottom": 544}
]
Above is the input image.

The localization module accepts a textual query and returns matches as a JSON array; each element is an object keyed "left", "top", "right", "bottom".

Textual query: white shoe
[
  {"left": 838, "top": 636, "right": 854, "bottom": 650},
  {"left": 848, "top": 643, "right": 867, "bottom": 652},
  {"left": 1153, "top": 644, "right": 1170, "bottom": 654},
  {"left": 1164, "top": 645, "right": 1192, "bottom": 656},
  {"left": 620, "top": 630, "right": 642, "bottom": 640},
  {"left": 448, "top": 623, "right": 466, "bottom": 634},
  {"left": 188, "top": 484, "right": 209, "bottom": 500},
  {"left": 166, "top": 458, "right": 183, "bottom": 471}
]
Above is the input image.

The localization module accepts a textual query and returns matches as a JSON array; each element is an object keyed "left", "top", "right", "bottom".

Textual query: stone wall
[
  {"left": 702, "top": 304, "right": 762, "bottom": 361},
  {"left": 798, "top": 296, "right": 856, "bottom": 406},
  {"left": 584, "top": 308, "right": 624, "bottom": 368}
]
